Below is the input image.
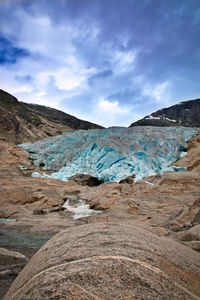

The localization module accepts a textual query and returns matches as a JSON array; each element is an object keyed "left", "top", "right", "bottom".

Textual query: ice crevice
[{"left": 19, "top": 126, "right": 200, "bottom": 183}]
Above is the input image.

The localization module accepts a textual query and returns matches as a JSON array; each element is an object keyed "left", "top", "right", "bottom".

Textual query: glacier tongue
[{"left": 19, "top": 126, "right": 199, "bottom": 182}]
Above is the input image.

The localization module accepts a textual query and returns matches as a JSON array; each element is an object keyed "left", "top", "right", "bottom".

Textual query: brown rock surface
[
  {"left": 85, "top": 171, "right": 200, "bottom": 233},
  {"left": 0, "top": 248, "right": 26, "bottom": 260},
  {"left": 174, "top": 132, "right": 200, "bottom": 174},
  {"left": 175, "top": 224, "right": 200, "bottom": 242},
  {"left": 0, "top": 141, "right": 33, "bottom": 178},
  {"left": 0, "top": 176, "right": 86, "bottom": 217},
  {"left": 80, "top": 182, "right": 127, "bottom": 209},
  {"left": 4, "top": 223, "right": 200, "bottom": 300}
]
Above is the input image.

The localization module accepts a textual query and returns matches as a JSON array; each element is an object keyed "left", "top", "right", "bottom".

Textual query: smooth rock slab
[{"left": 4, "top": 223, "right": 200, "bottom": 300}]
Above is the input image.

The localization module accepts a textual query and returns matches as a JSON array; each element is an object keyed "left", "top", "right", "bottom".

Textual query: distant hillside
[
  {"left": 130, "top": 98, "right": 200, "bottom": 127},
  {"left": 0, "top": 89, "right": 103, "bottom": 144},
  {"left": 23, "top": 102, "right": 103, "bottom": 131}
]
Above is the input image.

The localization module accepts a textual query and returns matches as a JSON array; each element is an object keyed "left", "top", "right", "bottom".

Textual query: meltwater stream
[{"left": 63, "top": 199, "right": 102, "bottom": 219}]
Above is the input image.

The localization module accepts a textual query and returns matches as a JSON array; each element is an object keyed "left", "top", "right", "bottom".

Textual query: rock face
[
  {"left": 119, "top": 174, "right": 135, "bottom": 184},
  {"left": 86, "top": 171, "right": 200, "bottom": 229},
  {"left": 4, "top": 223, "right": 200, "bottom": 300},
  {"left": 130, "top": 98, "right": 200, "bottom": 127},
  {"left": 174, "top": 132, "right": 200, "bottom": 174},
  {"left": 0, "top": 89, "right": 103, "bottom": 144}
]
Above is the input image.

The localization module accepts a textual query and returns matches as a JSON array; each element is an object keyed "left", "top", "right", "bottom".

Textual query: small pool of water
[{"left": 0, "top": 226, "right": 54, "bottom": 257}]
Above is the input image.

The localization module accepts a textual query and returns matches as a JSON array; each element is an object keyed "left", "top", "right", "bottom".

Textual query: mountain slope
[
  {"left": 130, "top": 98, "right": 200, "bottom": 127},
  {"left": 0, "top": 89, "right": 103, "bottom": 144},
  {"left": 23, "top": 102, "right": 103, "bottom": 131}
]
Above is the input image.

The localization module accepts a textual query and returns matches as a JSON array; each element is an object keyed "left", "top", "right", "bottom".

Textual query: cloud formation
[{"left": 0, "top": 0, "right": 199, "bottom": 127}]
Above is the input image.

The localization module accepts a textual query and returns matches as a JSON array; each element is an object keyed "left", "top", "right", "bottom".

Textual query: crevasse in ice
[{"left": 19, "top": 126, "right": 199, "bottom": 182}]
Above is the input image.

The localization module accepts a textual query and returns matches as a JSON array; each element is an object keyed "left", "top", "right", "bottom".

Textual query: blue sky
[{"left": 0, "top": 0, "right": 200, "bottom": 127}]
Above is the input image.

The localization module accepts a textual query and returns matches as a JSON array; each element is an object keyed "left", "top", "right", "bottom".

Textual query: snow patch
[
  {"left": 145, "top": 115, "right": 177, "bottom": 123},
  {"left": 145, "top": 115, "right": 161, "bottom": 120},
  {"left": 164, "top": 117, "right": 176, "bottom": 123}
]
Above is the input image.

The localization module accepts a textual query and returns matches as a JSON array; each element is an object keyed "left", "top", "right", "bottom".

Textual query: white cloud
[
  {"left": 113, "top": 50, "right": 137, "bottom": 73},
  {"left": 0, "top": 5, "right": 98, "bottom": 108},
  {"left": 84, "top": 98, "right": 134, "bottom": 127},
  {"left": 98, "top": 98, "right": 129, "bottom": 114},
  {"left": 142, "top": 81, "right": 170, "bottom": 102},
  {"left": 152, "top": 82, "right": 170, "bottom": 101},
  {"left": 54, "top": 67, "right": 95, "bottom": 91}
]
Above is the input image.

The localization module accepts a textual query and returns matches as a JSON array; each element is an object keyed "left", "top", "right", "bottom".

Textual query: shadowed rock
[
  {"left": 69, "top": 173, "right": 103, "bottom": 186},
  {"left": 4, "top": 223, "right": 200, "bottom": 300},
  {"left": 119, "top": 174, "right": 135, "bottom": 184}
]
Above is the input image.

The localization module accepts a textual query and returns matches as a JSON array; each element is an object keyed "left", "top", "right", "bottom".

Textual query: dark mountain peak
[
  {"left": 130, "top": 98, "right": 200, "bottom": 128},
  {"left": 0, "top": 89, "right": 19, "bottom": 104}
]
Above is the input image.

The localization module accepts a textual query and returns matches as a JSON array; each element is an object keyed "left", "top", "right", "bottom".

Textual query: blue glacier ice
[{"left": 19, "top": 126, "right": 199, "bottom": 182}]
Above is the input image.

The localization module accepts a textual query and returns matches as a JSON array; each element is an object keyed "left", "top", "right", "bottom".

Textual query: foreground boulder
[{"left": 4, "top": 223, "right": 200, "bottom": 300}]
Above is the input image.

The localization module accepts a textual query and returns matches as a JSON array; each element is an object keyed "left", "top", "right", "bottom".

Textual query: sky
[{"left": 0, "top": 0, "right": 200, "bottom": 127}]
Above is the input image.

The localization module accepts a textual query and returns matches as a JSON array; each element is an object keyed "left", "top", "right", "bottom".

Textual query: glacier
[{"left": 19, "top": 126, "right": 199, "bottom": 182}]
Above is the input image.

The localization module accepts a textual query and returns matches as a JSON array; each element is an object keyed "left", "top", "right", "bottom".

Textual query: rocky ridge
[
  {"left": 23, "top": 102, "right": 103, "bottom": 131},
  {"left": 130, "top": 98, "right": 200, "bottom": 127},
  {"left": 0, "top": 89, "right": 103, "bottom": 144}
]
